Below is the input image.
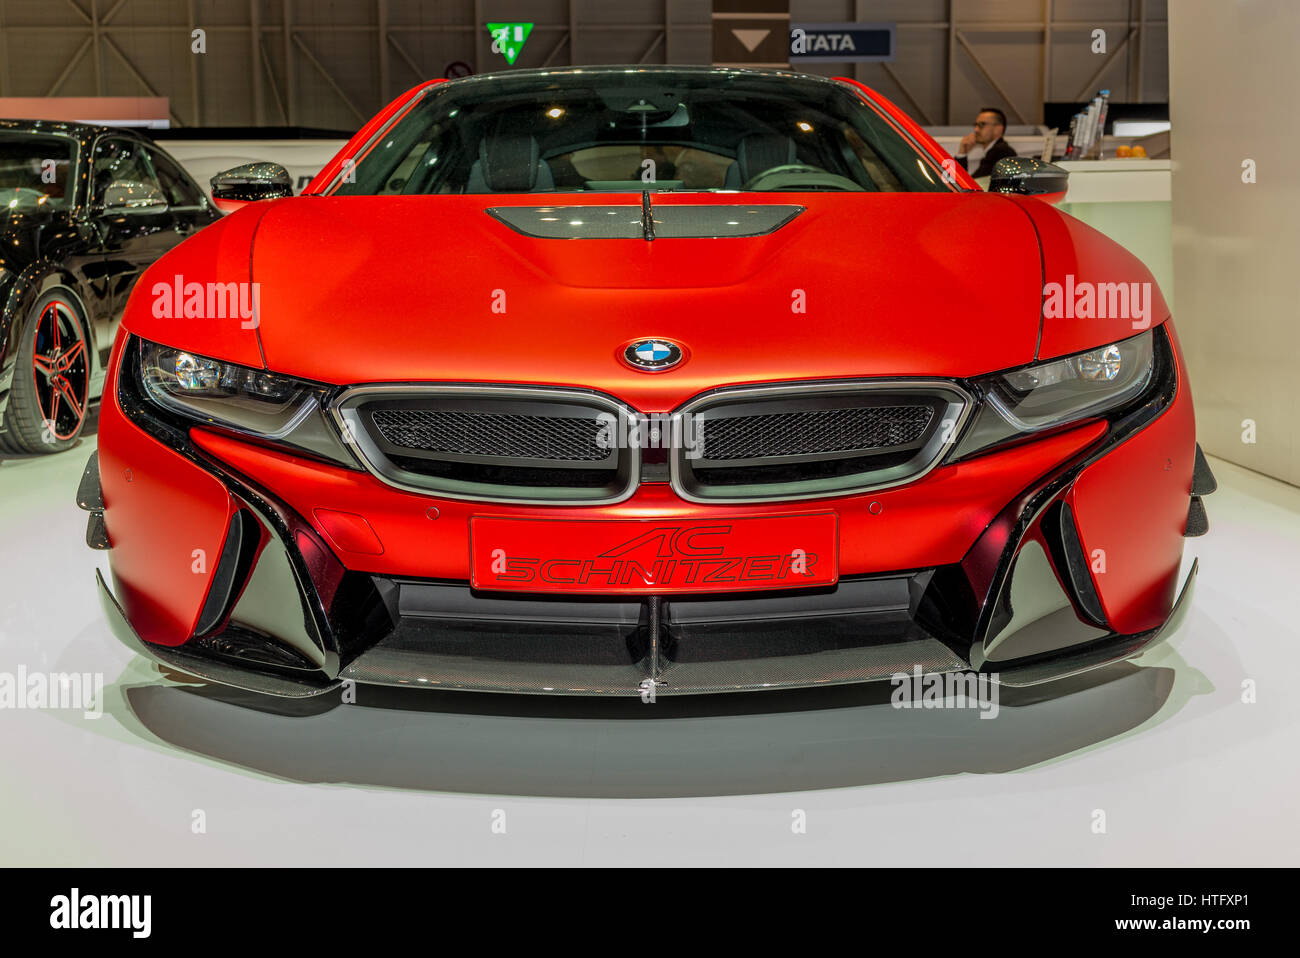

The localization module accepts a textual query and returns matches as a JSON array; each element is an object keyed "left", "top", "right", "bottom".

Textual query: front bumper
[
  {"left": 85, "top": 324, "right": 1209, "bottom": 698},
  {"left": 95, "top": 556, "right": 1198, "bottom": 698}
]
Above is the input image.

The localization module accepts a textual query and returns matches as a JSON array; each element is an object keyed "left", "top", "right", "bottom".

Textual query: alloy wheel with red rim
[{"left": 30, "top": 299, "right": 89, "bottom": 441}]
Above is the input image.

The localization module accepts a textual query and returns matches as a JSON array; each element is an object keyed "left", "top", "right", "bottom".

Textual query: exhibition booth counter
[
  {"left": 971, "top": 158, "right": 1173, "bottom": 308},
  {"left": 1057, "top": 159, "right": 1173, "bottom": 309}
]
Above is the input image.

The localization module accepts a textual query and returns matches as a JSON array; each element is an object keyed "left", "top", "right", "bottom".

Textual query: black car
[{"left": 0, "top": 120, "right": 219, "bottom": 454}]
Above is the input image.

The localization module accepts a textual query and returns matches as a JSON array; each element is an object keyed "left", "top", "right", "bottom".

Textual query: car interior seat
[
  {"left": 723, "top": 133, "right": 798, "bottom": 189},
  {"left": 467, "top": 131, "right": 554, "bottom": 192}
]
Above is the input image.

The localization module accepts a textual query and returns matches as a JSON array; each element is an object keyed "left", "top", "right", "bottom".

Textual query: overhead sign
[
  {"left": 712, "top": 0, "right": 790, "bottom": 67},
  {"left": 789, "top": 22, "right": 895, "bottom": 62},
  {"left": 487, "top": 22, "right": 533, "bottom": 65},
  {"left": 732, "top": 28, "right": 770, "bottom": 53}
]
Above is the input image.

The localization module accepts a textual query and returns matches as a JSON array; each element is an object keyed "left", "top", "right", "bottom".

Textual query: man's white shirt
[{"left": 959, "top": 142, "right": 987, "bottom": 172}]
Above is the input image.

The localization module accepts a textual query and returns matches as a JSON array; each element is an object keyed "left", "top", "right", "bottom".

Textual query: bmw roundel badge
[{"left": 625, "top": 339, "right": 683, "bottom": 371}]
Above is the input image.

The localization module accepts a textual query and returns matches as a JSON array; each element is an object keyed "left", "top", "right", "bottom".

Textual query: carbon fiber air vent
[{"left": 487, "top": 204, "right": 803, "bottom": 238}]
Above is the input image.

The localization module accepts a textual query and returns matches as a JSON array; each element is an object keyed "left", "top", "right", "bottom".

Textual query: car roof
[{"left": 441, "top": 63, "right": 846, "bottom": 91}]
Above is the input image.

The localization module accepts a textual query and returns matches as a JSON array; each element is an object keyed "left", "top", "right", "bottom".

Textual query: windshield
[
  {"left": 331, "top": 70, "right": 951, "bottom": 196},
  {"left": 0, "top": 134, "right": 76, "bottom": 210}
]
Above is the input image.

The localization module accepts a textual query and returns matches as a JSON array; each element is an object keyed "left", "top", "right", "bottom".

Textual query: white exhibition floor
[{"left": 1, "top": 419, "right": 1297, "bottom": 867}]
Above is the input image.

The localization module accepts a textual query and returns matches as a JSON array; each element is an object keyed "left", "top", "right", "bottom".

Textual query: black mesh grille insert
[
  {"left": 370, "top": 408, "right": 606, "bottom": 462},
  {"left": 340, "top": 383, "right": 963, "bottom": 503},
  {"left": 340, "top": 388, "right": 636, "bottom": 501},
  {"left": 675, "top": 386, "right": 966, "bottom": 501},
  {"left": 699, "top": 404, "right": 934, "bottom": 462}
]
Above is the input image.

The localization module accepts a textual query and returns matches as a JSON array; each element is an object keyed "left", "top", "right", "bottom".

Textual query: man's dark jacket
[{"left": 955, "top": 137, "right": 1017, "bottom": 178}]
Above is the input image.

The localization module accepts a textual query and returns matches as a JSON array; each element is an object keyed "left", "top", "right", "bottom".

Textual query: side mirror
[
  {"left": 101, "top": 180, "right": 168, "bottom": 213},
  {"left": 988, "top": 156, "right": 1069, "bottom": 204},
  {"left": 209, "top": 162, "right": 293, "bottom": 213}
]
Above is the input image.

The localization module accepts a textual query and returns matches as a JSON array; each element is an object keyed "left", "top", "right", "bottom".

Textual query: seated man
[{"left": 953, "top": 107, "right": 1017, "bottom": 178}]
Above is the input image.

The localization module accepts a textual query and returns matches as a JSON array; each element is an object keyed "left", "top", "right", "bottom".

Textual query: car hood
[{"left": 197, "top": 193, "right": 1049, "bottom": 410}]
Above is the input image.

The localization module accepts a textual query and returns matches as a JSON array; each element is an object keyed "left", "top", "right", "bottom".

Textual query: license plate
[{"left": 470, "top": 514, "right": 838, "bottom": 594}]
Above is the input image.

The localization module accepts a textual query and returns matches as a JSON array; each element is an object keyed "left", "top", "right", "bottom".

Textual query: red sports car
[{"left": 81, "top": 66, "right": 1214, "bottom": 698}]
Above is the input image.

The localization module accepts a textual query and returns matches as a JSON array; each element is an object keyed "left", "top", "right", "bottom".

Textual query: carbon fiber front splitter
[{"left": 97, "top": 558, "right": 1197, "bottom": 699}]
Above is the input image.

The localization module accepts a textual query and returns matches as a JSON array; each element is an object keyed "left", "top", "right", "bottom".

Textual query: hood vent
[{"left": 487, "top": 203, "right": 803, "bottom": 240}]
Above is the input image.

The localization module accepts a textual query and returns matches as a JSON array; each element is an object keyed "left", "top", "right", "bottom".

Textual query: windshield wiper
[{"left": 641, "top": 189, "right": 655, "bottom": 242}]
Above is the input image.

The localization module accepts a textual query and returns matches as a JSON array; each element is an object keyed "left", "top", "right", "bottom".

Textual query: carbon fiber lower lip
[
  {"left": 98, "top": 559, "right": 1198, "bottom": 698},
  {"left": 96, "top": 570, "right": 342, "bottom": 699},
  {"left": 993, "top": 559, "right": 1197, "bottom": 688},
  {"left": 332, "top": 562, "right": 1197, "bottom": 696},
  {"left": 338, "top": 608, "right": 968, "bottom": 697},
  {"left": 339, "top": 574, "right": 959, "bottom": 695}
]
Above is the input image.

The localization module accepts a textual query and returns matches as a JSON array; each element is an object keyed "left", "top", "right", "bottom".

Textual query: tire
[{"left": 0, "top": 290, "right": 93, "bottom": 455}]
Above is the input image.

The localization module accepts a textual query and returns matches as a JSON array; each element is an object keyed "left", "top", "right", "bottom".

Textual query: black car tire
[{"left": 0, "top": 289, "right": 93, "bottom": 455}]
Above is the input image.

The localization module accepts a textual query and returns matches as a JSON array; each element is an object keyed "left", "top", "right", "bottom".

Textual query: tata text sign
[{"left": 789, "top": 23, "right": 895, "bottom": 63}]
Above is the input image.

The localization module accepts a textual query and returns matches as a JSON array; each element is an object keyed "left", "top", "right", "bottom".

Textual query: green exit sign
[{"left": 487, "top": 22, "right": 533, "bottom": 65}]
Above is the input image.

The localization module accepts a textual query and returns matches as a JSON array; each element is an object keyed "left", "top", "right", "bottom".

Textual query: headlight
[
  {"left": 133, "top": 339, "right": 357, "bottom": 466},
  {"left": 139, "top": 341, "right": 319, "bottom": 437},
  {"left": 985, "top": 332, "right": 1153, "bottom": 430},
  {"left": 951, "top": 330, "right": 1157, "bottom": 459}
]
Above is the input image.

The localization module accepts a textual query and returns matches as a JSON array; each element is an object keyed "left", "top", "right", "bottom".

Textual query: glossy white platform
[{"left": 0, "top": 425, "right": 1295, "bottom": 866}]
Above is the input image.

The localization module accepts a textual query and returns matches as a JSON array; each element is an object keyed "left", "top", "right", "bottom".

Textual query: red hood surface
[
  {"left": 249, "top": 192, "right": 1043, "bottom": 411},
  {"left": 136, "top": 192, "right": 1049, "bottom": 412}
]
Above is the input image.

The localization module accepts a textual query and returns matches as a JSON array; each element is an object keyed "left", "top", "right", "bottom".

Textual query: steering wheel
[{"left": 742, "top": 163, "right": 864, "bottom": 192}]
